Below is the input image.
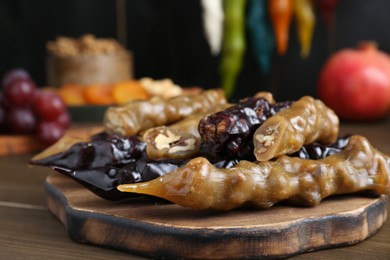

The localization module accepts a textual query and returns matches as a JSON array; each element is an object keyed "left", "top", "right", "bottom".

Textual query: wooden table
[{"left": 1, "top": 119, "right": 390, "bottom": 259}]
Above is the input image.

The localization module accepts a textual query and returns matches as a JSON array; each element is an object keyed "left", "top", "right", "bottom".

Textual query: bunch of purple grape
[{"left": 0, "top": 68, "right": 71, "bottom": 146}]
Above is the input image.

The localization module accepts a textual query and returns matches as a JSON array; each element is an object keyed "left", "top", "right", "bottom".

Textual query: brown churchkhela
[
  {"left": 253, "top": 96, "right": 339, "bottom": 161},
  {"left": 118, "top": 135, "right": 390, "bottom": 210},
  {"left": 142, "top": 103, "right": 231, "bottom": 160},
  {"left": 104, "top": 89, "right": 227, "bottom": 136}
]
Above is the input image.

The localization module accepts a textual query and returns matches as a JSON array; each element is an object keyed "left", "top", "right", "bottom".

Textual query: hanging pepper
[
  {"left": 268, "top": 0, "right": 293, "bottom": 55},
  {"left": 294, "top": 0, "right": 316, "bottom": 57},
  {"left": 220, "top": 0, "right": 247, "bottom": 98},
  {"left": 247, "top": 0, "right": 275, "bottom": 75},
  {"left": 201, "top": 0, "right": 224, "bottom": 56},
  {"left": 317, "top": 0, "right": 339, "bottom": 26}
]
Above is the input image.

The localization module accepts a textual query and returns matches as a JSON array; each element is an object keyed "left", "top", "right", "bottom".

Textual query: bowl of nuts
[{"left": 46, "top": 34, "right": 133, "bottom": 87}]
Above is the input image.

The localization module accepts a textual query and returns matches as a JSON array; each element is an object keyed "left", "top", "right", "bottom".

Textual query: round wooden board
[
  {"left": 0, "top": 135, "right": 43, "bottom": 156},
  {"left": 45, "top": 173, "right": 388, "bottom": 259}
]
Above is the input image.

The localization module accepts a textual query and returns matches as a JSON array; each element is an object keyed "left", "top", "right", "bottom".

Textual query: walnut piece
[
  {"left": 144, "top": 127, "right": 200, "bottom": 160},
  {"left": 139, "top": 77, "right": 183, "bottom": 99}
]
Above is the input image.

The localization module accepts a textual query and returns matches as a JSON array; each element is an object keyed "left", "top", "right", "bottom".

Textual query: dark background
[{"left": 1, "top": 0, "right": 390, "bottom": 101}]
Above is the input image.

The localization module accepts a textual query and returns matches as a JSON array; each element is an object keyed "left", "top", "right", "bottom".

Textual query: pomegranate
[{"left": 317, "top": 42, "right": 390, "bottom": 120}]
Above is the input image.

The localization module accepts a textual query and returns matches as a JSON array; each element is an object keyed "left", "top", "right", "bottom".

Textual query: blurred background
[{"left": 1, "top": 0, "right": 390, "bottom": 100}]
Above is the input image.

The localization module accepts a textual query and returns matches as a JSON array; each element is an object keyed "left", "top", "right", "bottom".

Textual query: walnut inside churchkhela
[
  {"left": 144, "top": 127, "right": 200, "bottom": 160},
  {"left": 253, "top": 96, "right": 339, "bottom": 161},
  {"left": 198, "top": 95, "right": 292, "bottom": 159}
]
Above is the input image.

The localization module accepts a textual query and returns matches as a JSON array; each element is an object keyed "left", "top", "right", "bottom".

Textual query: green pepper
[
  {"left": 220, "top": 0, "right": 247, "bottom": 98},
  {"left": 294, "top": 0, "right": 315, "bottom": 57},
  {"left": 247, "top": 0, "right": 275, "bottom": 75}
]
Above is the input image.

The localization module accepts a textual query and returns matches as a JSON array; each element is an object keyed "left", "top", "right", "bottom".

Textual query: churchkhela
[
  {"left": 253, "top": 96, "right": 339, "bottom": 161},
  {"left": 30, "top": 89, "right": 390, "bottom": 210},
  {"left": 30, "top": 132, "right": 145, "bottom": 169},
  {"left": 118, "top": 135, "right": 390, "bottom": 210},
  {"left": 104, "top": 89, "right": 227, "bottom": 136},
  {"left": 198, "top": 94, "right": 292, "bottom": 160}
]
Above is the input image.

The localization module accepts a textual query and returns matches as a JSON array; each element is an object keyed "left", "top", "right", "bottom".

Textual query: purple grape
[
  {"left": 1, "top": 68, "right": 30, "bottom": 88},
  {"left": 33, "top": 91, "right": 66, "bottom": 121},
  {"left": 3, "top": 78, "right": 37, "bottom": 107},
  {"left": 7, "top": 107, "right": 37, "bottom": 134},
  {"left": 55, "top": 111, "right": 71, "bottom": 129},
  {"left": 0, "top": 106, "right": 6, "bottom": 132},
  {"left": 36, "top": 121, "right": 65, "bottom": 146}
]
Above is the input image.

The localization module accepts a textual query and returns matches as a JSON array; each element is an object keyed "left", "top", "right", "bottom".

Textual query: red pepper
[
  {"left": 269, "top": 0, "right": 293, "bottom": 55},
  {"left": 317, "top": 0, "right": 339, "bottom": 26}
]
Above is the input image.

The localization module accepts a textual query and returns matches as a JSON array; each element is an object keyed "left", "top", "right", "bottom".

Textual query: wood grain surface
[
  {"left": 0, "top": 125, "right": 104, "bottom": 157},
  {"left": 45, "top": 173, "right": 387, "bottom": 259},
  {"left": 0, "top": 135, "right": 43, "bottom": 156}
]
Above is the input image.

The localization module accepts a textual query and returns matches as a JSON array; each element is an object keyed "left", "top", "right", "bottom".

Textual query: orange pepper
[
  {"left": 58, "top": 84, "right": 86, "bottom": 106},
  {"left": 269, "top": 0, "right": 293, "bottom": 55},
  {"left": 112, "top": 80, "right": 150, "bottom": 104},
  {"left": 83, "top": 84, "right": 114, "bottom": 105}
]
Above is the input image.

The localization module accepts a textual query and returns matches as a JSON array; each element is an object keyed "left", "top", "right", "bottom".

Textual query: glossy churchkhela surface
[
  {"left": 198, "top": 96, "right": 292, "bottom": 159},
  {"left": 51, "top": 159, "right": 182, "bottom": 200},
  {"left": 51, "top": 156, "right": 242, "bottom": 201},
  {"left": 30, "top": 132, "right": 145, "bottom": 170},
  {"left": 119, "top": 135, "right": 390, "bottom": 210},
  {"left": 253, "top": 96, "right": 339, "bottom": 161},
  {"left": 104, "top": 89, "right": 227, "bottom": 136}
]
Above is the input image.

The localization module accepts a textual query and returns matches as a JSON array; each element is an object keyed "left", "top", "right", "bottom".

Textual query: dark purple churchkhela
[
  {"left": 30, "top": 132, "right": 146, "bottom": 169},
  {"left": 198, "top": 97, "right": 292, "bottom": 160},
  {"left": 291, "top": 135, "right": 351, "bottom": 160},
  {"left": 51, "top": 158, "right": 182, "bottom": 200}
]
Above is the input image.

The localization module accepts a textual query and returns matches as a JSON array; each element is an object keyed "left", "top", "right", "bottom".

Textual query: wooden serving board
[
  {"left": 0, "top": 135, "right": 43, "bottom": 156},
  {"left": 0, "top": 126, "right": 104, "bottom": 157},
  {"left": 45, "top": 173, "right": 388, "bottom": 259}
]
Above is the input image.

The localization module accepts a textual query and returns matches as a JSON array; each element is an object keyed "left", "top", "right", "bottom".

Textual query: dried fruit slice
[
  {"left": 112, "top": 80, "right": 149, "bottom": 104},
  {"left": 58, "top": 84, "right": 86, "bottom": 105},
  {"left": 83, "top": 84, "right": 114, "bottom": 105}
]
